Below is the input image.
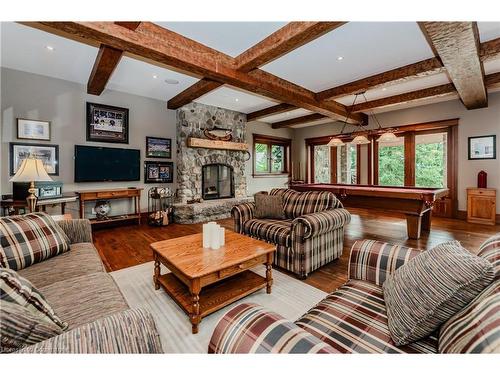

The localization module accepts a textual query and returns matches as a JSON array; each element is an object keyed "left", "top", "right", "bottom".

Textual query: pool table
[{"left": 290, "top": 183, "right": 449, "bottom": 239}]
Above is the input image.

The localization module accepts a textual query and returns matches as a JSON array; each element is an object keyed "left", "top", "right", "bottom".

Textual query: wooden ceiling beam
[
  {"left": 480, "top": 37, "right": 500, "bottom": 62},
  {"left": 30, "top": 22, "right": 363, "bottom": 124},
  {"left": 272, "top": 113, "right": 328, "bottom": 129},
  {"left": 87, "top": 21, "right": 141, "bottom": 95},
  {"left": 419, "top": 22, "right": 487, "bottom": 109},
  {"left": 167, "top": 21, "right": 344, "bottom": 110},
  {"left": 316, "top": 57, "right": 445, "bottom": 101},
  {"left": 247, "top": 103, "right": 297, "bottom": 121}
]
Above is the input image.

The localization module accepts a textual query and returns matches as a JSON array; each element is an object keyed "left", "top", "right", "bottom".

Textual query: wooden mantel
[{"left": 187, "top": 137, "right": 249, "bottom": 151}]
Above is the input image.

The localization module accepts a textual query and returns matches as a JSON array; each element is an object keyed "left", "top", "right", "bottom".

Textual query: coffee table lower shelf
[{"left": 157, "top": 270, "right": 267, "bottom": 322}]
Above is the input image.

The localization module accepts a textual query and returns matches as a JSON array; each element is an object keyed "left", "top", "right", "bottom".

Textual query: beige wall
[
  {"left": 245, "top": 121, "right": 293, "bottom": 195},
  {"left": 293, "top": 92, "right": 500, "bottom": 214}
]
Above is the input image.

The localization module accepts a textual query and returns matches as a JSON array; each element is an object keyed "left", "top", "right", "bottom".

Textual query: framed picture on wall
[
  {"left": 9, "top": 142, "right": 59, "bottom": 176},
  {"left": 144, "top": 161, "right": 174, "bottom": 183},
  {"left": 17, "top": 118, "right": 51, "bottom": 141},
  {"left": 468, "top": 135, "right": 496, "bottom": 160},
  {"left": 86, "top": 102, "right": 129, "bottom": 144},
  {"left": 146, "top": 137, "right": 172, "bottom": 158}
]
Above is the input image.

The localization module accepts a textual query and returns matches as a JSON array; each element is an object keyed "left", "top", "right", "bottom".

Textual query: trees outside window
[
  {"left": 253, "top": 134, "right": 291, "bottom": 176},
  {"left": 415, "top": 132, "right": 447, "bottom": 188},
  {"left": 378, "top": 137, "right": 405, "bottom": 186}
]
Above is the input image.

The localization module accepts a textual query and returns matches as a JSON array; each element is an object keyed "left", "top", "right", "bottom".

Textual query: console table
[
  {"left": 76, "top": 188, "right": 143, "bottom": 226},
  {"left": 1, "top": 194, "right": 78, "bottom": 216}
]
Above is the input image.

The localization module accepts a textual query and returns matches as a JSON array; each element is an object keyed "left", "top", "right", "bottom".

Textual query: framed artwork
[
  {"left": 468, "top": 135, "right": 496, "bottom": 160},
  {"left": 146, "top": 137, "right": 172, "bottom": 158},
  {"left": 10, "top": 142, "right": 59, "bottom": 176},
  {"left": 17, "top": 118, "right": 51, "bottom": 141},
  {"left": 144, "top": 161, "right": 174, "bottom": 183},
  {"left": 86, "top": 102, "right": 129, "bottom": 144}
]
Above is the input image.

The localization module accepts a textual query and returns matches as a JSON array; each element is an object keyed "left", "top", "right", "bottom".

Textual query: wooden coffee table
[{"left": 151, "top": 230, "right": 275, "bottom": 334}]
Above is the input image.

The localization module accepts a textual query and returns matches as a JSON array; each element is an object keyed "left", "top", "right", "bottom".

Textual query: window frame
[{"left": 252, "top": 133, "right": 291, "bottom": 177}]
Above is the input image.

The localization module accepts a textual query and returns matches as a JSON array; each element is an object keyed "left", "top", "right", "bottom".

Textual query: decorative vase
[{"left": 478, "top": 170, "right": 487, "bottom": 188}]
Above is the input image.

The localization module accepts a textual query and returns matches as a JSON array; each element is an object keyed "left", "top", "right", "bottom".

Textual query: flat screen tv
[{"left": 74, "top": 145, "right": 140, "bottom": 182}]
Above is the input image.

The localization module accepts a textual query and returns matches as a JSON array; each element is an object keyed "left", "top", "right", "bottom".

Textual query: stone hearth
[{"left": 173, "top": 197, "right": 253, "bottom": 224}]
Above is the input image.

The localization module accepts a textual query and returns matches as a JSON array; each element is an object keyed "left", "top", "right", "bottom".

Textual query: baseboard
[{"left": 457, "top": 210, "right": 500, "bottom": 224}]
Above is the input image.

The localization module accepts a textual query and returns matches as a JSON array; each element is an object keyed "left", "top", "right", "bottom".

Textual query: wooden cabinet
[{"left": 467, "top": 188, "right": 496, "bottom": 225}]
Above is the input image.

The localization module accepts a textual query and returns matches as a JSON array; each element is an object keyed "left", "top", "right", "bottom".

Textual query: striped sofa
[
  {"left": 232, "top": 188, "right": 351, "bottom": 278},
  {"left": 1, "top": 217, "right": 163, "bottom": 354},
  {"left": 209, "top": 234, "right": 500, "bottom": 354}
]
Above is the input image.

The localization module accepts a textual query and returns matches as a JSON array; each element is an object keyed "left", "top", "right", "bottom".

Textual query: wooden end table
[{"left": 151, "top": 230, "right": 275, "bottom": 334}]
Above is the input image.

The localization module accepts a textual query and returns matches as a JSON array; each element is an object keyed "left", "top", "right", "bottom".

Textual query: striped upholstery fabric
[
  {"left": 270, "top": 188, "right": 342, "bottom": 219},
  {"left": 17, "top": 308, "right": 163, "bottom": 354},
  {"left": 383, "top": 241, "right": 495, "bottom": 346},
  {"left": 293, "top": 208, "right": 351, "bottom": 239},
  {"left": 243, "top": 219, "right": 292, "bottom": 247},
  {"left": 0, "top": 212, "right": 70, "bottom": 270},
  {"left": 233, "top": 189, "right": 349, "bottom": 278},
  {"left": 295, "top": 280, "right": 438, "bottom": 353},
  {"left": 231, "top": 202, "right": 255, "bottom": 234},
  {"left": 1, "top": 300, "right": 64, "bottom": 353},
  {"left": 478, "top": 232, "right": 500, "bottom": 279},
  {"left": 1, "top": 268, "right": 67, "bottom": 330},
  {"left": 209, "top": 303, "right": 336, "bottom": 353},
  {"left": 55, "top": 219, "right": 93, "bottom": 244},
  {"left": 348, "top": 240, "right": 421, "bottom": 286}
]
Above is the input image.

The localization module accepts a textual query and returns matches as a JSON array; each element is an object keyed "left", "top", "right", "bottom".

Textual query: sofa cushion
[
  {"left": 243, "top": 219, "right": 292, "bottom": 247},
  {"left": 17, "top": 243, "right": 105, "bottom": 289},
  {"left": 478, "top": 232, "right": 500, "bottom": 279},
  {"left": 439, "top": 281, "right": 500, "bottom": 353},
  {"left": 1, "top": 268, "right": 67, "bottom": 329},
  {"left": 1, "top": 300, "right": 64, "bottom": 353},
  {"left": 16, "top": 308, "right": 163, "bottom": 354},
  {"left": 382, "top": 241, "right": 494, "bottom": 346},
  {"left": 295, "top": 280, "right": 438, "bottom": 353},
  {"left": 254, "top": 193, "right": 285, "bottom": 219},
  {"left": 39, "top": 272, "right": 129, "bottom": 328},
  {"left": 0, "top": 212, "right": 70, "bottom": 270}
]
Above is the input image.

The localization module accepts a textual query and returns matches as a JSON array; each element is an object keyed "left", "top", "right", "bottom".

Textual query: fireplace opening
[{"left": 202, "top": 164, "right": 235, "bottom": 200}]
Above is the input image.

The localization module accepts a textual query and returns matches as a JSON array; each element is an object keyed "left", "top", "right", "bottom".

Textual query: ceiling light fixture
[
  {"left": 328, "top": 92, "right": 362, "bottom": 147},
  {"left": 46, "top": 45, "right": 54, "bottom": 51},
  {"left": 235, "top": 98, "right": 239, "bottom": 102},
  {"left": 164, "top": 78, "right": 179, "bottom": 85},
  {"left": 337, "top": 56, "right": 344, "bottom": 61},
  {"left": 152, "top": 75, "right": 158, "bottom": 79},
  {"left": 382, "top": 87, "right": 387, "bottom": 91},
  {"left": 359, "top": 92, "right": 398, "bottom": 142}
]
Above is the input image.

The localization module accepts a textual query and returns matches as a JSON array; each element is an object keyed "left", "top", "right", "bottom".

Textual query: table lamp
[{"left": 9, "top": 157, "right": 52, "bottom": 213}]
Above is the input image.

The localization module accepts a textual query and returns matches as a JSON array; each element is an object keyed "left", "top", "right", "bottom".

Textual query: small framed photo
[
  {"left": 17, "top": 118, "right": 51, "bottom": 141},
  {"left": 144, "top": 161, "right": 174, "bottom": 183},
  {"left": 10, "top": 142, "right": 59, "bottom": 176},
  {"left": 86, "top": 102, "right": 129, "bottom": 144},
  {"left": 146, "top": 136, "right": 172, "bottom": 158},
  {"left": 468, "top": 135, "right": 496, "bottom": 160}
]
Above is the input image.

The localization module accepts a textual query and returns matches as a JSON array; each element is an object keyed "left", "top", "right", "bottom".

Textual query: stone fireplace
[
  {"left": 202, "top": 164, "right": 234, "bottom": 200},
  {"left": 173, "top": 102, "right": 252, "bottom": 223}
]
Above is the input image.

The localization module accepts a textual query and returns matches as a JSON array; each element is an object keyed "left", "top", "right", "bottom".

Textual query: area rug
[{"left": 111, "top": 262, "right": 327, "bottom": 353}]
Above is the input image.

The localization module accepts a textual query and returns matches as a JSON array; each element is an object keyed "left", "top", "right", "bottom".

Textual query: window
[
  {"left": 313, "top": 144, "right": 331, "bottom": 183},
  {"left": 253, "top": 134, "right": 291, "bottom": 176},
  {"left": 378, "top": 136, "right": 405, "bottom": 186},
  {"left": 337, "top": 144, "right": 357, "bottom": 184},
  {"left": 415, "top": 132, "right": 447, "bottom": 188}
]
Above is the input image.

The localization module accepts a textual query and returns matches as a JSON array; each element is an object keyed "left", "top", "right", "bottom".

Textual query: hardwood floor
[{"left": 92, "top": 208, "right": 500, "bottom": 294}]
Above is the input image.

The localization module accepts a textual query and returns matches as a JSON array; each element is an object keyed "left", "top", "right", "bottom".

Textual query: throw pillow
[
  {"left": 0, "top": 268, "right": 68, "bottom": 330},
  {"left": 254, "top": 192, "right": 285, "bottom": 219},
  {"left": 382, "top": 240, "right": 494, "bottom": 346},
  {"left": 0, "top": 212, "right": 70, "bottom": 270},
  {"left": 0, "top": 300, "right": 64, "bottom": 353},
  {"left": 439, "top": 281, "right": 500, "bottom": 353}
]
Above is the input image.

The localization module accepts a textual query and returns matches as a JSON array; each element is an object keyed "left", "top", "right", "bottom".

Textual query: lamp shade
[
  {"left": 377, "top": 131, "right": 398, "bottom": 142},
  {"left": 351, "top": 135, "right": 371, "bottom": 145},
  {"left": 327, "top": 137, "right": 344, "bottom": 147},
  {"left": 9, "top": 158, "right": 52, "bottom": 182}
]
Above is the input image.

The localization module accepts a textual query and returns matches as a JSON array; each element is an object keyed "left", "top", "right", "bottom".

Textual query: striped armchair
[
  {"left": 209, "top": 235, "right": 500, "bottom": 354},
  {"left": 232, "top": 189, "right": 351, "bottom": 278}
]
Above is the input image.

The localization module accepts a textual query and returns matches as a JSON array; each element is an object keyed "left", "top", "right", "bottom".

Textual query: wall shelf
[{"left": 187, "top": 137, "right": 248, "bottom": 151}]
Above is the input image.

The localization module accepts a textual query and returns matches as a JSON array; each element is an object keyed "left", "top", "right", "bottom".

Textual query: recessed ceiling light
[
  {"left": 152, "top": 74, "right": 158, "bottom": 79},
  {"left": 164, "top": 78, "right": 179, "bottom": 85},
  {"left": 235, "top": 98, "right": 239, "bottom": 102},
  {"left": 46, "top": 45, "right": 54, "bottom": 51},
  {"left": 382, "top": 88, "right": 387, "bottom": 91},
  {"left": 337, "top": 56, "right": 344, "bottom": 61}
]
